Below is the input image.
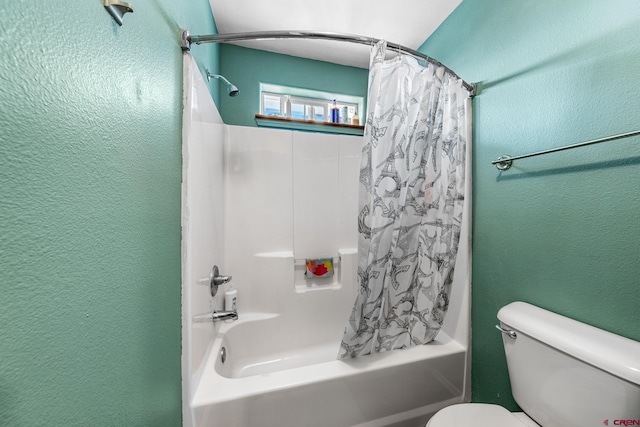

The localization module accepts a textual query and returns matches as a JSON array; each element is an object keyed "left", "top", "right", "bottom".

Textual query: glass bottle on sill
[
  {"left": 285, "top": 96, "right": 291, "bottom": 119},
  {"left": 352, "top": 108, "right": 360, "bottom": 126}
]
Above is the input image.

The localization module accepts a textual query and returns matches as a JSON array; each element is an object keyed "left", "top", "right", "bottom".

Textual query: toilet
[{"left": 428, "top": 302, "right": 640, "bottom": 427}]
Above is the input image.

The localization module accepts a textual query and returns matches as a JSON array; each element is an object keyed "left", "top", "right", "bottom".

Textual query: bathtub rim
[{"left": 191, "top": 311, "right": 467, "bottom": 408}]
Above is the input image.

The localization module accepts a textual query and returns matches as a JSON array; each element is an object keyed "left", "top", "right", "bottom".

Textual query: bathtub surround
[
  {"left": 340, "top": 41, "right": 470, "bottom": 358},
  {"left": 418, "top": 0, "right": 640, "bottom": 410},
  {"left": 221, "top": 128, "right": 362, "bottom": 312},
  {"left": 182, "top": 61, "right": 472, "bottom": 424},
  {"left": 182, "top": 54, "right": 226, "bottom": 427}
]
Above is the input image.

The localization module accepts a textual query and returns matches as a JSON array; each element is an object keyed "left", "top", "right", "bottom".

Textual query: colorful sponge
[{"left": 305, "top": 258, "right": 334, "bottom": 279}]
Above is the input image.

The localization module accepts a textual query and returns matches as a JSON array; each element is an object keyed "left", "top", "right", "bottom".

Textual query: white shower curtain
[{"left": 339, "top": 41, "right": 470, "bottom": 358}]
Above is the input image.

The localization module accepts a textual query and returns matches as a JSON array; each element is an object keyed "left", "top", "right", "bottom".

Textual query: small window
[
  {"left": 263, "top": 94, "right": 282, "bottom": 117},
  {"left": 260, "top": 83, "right": 364, "bottom": 125}
]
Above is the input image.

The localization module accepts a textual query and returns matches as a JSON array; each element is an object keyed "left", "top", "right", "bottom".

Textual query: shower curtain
[{"left": 339, "top": 41, "right": 469, "bottom": 358}]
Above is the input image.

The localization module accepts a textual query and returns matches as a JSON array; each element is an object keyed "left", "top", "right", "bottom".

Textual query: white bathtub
[
  {"left": 185, "top": 199, "right": 470, "bottom": 427},
  {"left": 191, "top": 311, "right": 467, "bottom": 427}
]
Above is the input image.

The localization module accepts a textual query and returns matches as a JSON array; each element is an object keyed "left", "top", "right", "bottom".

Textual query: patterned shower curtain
[{"left": 339, "top": 41, "right": 469, "bottom": 358}]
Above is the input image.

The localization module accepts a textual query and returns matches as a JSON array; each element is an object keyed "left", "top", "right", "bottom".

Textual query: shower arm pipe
[
  {"left": 206, "top": 71, "right": 232, "bottom": 86},
  {"left": 180, "top": 29, "right": 477, "bottom": 96}
]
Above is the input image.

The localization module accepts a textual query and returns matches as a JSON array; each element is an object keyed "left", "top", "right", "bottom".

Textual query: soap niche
[{"left": 294, "top": 262, "right": 342, "bottom": 293}]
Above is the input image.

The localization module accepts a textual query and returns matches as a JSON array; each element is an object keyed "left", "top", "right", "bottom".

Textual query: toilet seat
[{"left": 427, "top": 403, "right": 539, "bottom": 427}]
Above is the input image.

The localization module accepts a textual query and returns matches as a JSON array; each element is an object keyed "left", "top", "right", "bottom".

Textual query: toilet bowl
[
  {"left": 427, "top": 302, "right": 640, "bottom": 427},
  {"left": 427, "top": 403, "right": 539, "bottom": 427}
]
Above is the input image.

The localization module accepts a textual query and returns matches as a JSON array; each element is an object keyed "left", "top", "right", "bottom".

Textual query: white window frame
[{"left": 259, "top": 83, "right": 364, "bottom": 124}]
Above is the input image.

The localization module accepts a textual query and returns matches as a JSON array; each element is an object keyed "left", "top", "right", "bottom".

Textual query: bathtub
[
  {"left": 191, "top": 311, "right": 467, "bottom": 427},
  {"left": 187, "top": 218, "right": 470, "bottom": 427},
  {"left": 186, "top": 218, "right": 470, "bottom": 427}
]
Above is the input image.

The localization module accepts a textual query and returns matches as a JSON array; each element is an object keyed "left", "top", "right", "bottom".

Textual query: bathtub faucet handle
[
  {"left": 213, "top": 273, "right": 232, "bottom": 286},
  {"left": 208, "top": 265, "right": 232, "bottom": 297}
]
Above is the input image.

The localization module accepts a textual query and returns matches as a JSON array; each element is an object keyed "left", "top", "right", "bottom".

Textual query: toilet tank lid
[{"left": 498, "top": 302, "right": 640, "bottom": 386}]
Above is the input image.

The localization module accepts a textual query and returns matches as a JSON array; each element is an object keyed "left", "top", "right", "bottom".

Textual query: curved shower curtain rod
[{"left": 180, "top": 29, "right": 477, "bottom": 96}]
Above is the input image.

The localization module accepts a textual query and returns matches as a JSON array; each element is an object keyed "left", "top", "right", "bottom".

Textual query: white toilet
[{"left": 428, "top": 302, "right": 640, "bottom": 427}]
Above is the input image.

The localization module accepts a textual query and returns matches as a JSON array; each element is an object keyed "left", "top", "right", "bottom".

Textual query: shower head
[
  {"left": 206, "top": 71, "right": 240, "bottom": 97},
  {"left": 227, "top": 84, "right": 239, "bottom": 97}
]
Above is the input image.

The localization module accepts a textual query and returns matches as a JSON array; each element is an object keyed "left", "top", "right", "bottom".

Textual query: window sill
[{"left": 255, "top": 114, "right": 364, "bottom": 136}]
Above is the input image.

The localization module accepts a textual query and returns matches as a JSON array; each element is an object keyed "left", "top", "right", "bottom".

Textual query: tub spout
[{"left": 212, "top": 310, "right": 238, "bottom": 322}]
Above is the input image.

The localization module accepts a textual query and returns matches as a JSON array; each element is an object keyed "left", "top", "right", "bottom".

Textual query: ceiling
[{"left": 208, "top": 0, "right": 463, "bottom": 68}]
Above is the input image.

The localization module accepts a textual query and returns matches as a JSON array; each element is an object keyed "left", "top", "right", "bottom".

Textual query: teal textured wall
[
  {"left": 218, "top": 44, "right": 369, "bottom": 127},
  {"left": 419, "top": 0, "right": 640, "bottom": 409},
  {"left": 0, "top": 1, "right": 217, "bottom": 425}
]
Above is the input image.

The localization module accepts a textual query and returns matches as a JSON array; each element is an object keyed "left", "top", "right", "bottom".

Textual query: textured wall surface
[
  {"left": 419, "top": 0, "right": 640, "bottom": 409},
  {"left": 0, "top": 1, "right": 217, "bottom": 425},
  {"left": 218, "top": 44, "right": 369, "bottom": 127}
]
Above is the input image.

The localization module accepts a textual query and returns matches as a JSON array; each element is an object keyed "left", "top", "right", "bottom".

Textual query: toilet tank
[{"left": 497, "top": 302, "right": 640, "bottom": 427}]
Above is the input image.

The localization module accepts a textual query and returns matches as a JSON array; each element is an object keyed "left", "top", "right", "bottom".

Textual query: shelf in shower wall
[{"left": 255, "top": 114, "right": 364, "bottom": 136}]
